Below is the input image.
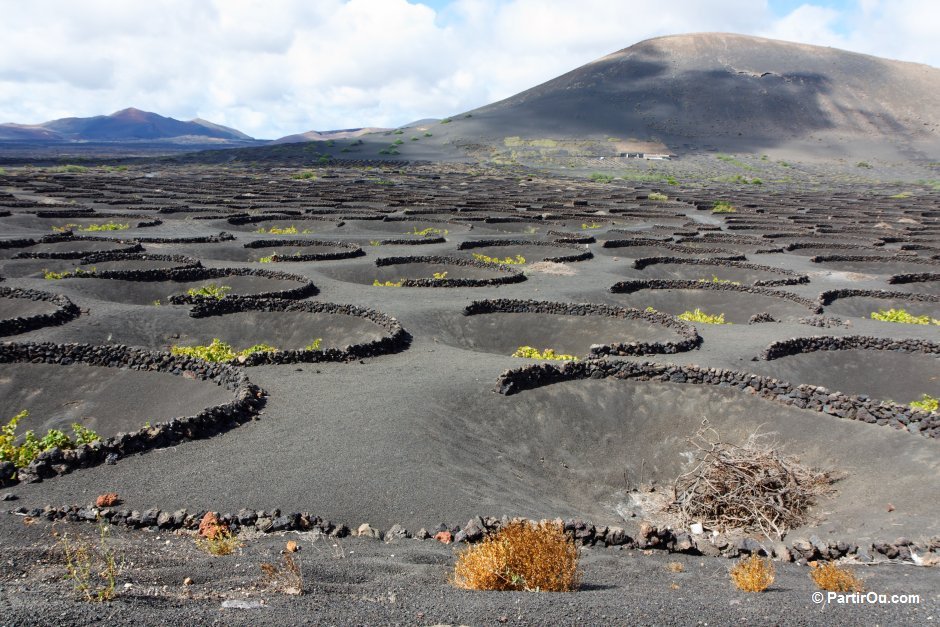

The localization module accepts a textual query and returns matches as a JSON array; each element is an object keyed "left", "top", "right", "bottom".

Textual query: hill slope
[
  {"left": 0, "top": 108, "right": 254, "bottom": 143},
  {"left": 426, "top": 33, "right": 940, "bottom": 160}
]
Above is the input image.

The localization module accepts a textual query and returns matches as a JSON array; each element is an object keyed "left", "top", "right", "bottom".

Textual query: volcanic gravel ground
[{"left": 1, "top": 162, "right": 939, "bottom": 622}]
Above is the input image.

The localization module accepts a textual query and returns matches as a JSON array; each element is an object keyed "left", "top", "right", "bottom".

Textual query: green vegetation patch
[
  {"left": 910, "top": 394, "right": 939, "bottom": 413},
  {"left": 677, "top": 308, "right": 730, "bottom": 324},
  {"left": 1, "top": 410, "right": 100, "bottom": 472},
  {"left": 170, "top": 338, "right": 278, "bottom": 362},
  {"left": 511, "top": 346, "right": 579, "bottom": 362},
  {"left": 471, "top": 253, "right": 526, "bottom": 265},
  {"left": 186, "top": 284, "right": 231, "bottom": 300},
  {"left": 870, "top": 308, "right": 940, "bottom": 325},
  {"left": 712, "top": 201, "right": 737, "bottom": 214}
]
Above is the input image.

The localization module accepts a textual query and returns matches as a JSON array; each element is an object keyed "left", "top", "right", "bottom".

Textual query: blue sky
[{"left": 1, "top": 0, "right": 937, "bottom": 138}]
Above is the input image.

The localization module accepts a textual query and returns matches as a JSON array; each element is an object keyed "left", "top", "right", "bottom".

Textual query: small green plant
[
  {"left": 393, "top": 129, "right": 404, "bottom": 134},
  {"left": 424, "top": 132, "right": 433, "bottom": 137},
  {"left": 59, "top": 521, "right": 121, "bottom": 602},
  {"left": 440, "top": 118, "right": 452, "bottom": 124},
  {"left": 171, "top": 339, "right": 277, "bottom": 362},
  {"left": 304, "top": 338, "right": 323, "bottom": 351},
  {"left": 665, "top": 175, "right": 679, "bottom": 185},
  {"left": 255, "top": 225, "right": 312, "bottom": 235},
  {"left": 196, "top": 528, "right": 243, "bottom": 556},
  {"left": 373, "top": 279, "right": 403, "bottom": 287},
  {"left": 393, "top": 139, "right": 404, "bottom": 146},
  {"left": 712, "top": 201, "right": 737, "bottom": 213},
  {"left": 152, "top": 299, "right": 161, "bottom": 306},
  {"left": 870, "top": 308, "right": 940, "bottom": 325},
  {"left": 78, "top": 222, "right": 129, "bottom": 232},
  {"left": 432, "top": 271, "right": 449, "bottom": 280},
  {"left": 1, "top": 411, "right": 100, "bottom": 472},
  {"left": 648, "top": 192, "right": 668, "bottom": 201},
  {"left": 291, "top": 171, "right": 317, "bottom": 180},
  {"left": 0, "top": 167, "right": 6, "bottom": 176},
  {"left": 186, "top": 284, "right": 231, "bottom": 300},
  {"left": 53, "top": 164, "right": 89, "bottom": 173},
  {"left": 512, "top": 346, "right": 579, "bottom": 362},
  {"left": 856, "top": 161, "right": 872, "bottom": 169},
  {"left": 677, "top": 308, "right": 729, "bottom": 324},
  {"left": 43, "top": 269, "right": 72, "bottom": 280},
  {"left": 697, "top": 275, "right": 741, "bottom": 286},
  {"left": 472, "top": 252, "right": 526, "bottom": 265},
  {"left": 910, "top": 394, "right": 939, "bottom": 413},
  {"left": 369, "top": 240, "right": 381, "bottom": 246},
  {"left": 890, "top": 192, "right": 912, "bottom": 199},
  {"left": 412, "top": 226, "right": 448, "bottom": 237},
  {"left": 581, "top": 222, "right": 602, "bottom": 230},
  {"left": 589, "top": 172, "right": 614, "bottom": 183}
]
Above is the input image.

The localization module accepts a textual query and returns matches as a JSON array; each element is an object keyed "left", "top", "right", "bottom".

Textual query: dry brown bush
[
  {"left": 730, "top": 555, "right": 775, "bottom": 592},
  {"left": 453, "top": 521, "right": 581, "bottom": 592},
  {"left": 810, "top": 562, "right": 864, "bottom": 592},
  {"left": 670, "top": 422, "right": 833, "bottom": 539}
]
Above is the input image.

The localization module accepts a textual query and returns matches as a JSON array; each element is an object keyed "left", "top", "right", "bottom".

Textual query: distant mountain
[
  {"left": 422, "top": 33, "right": 940, "bottom": 159},
  {"left": 272, "top": 127, "right": 389, "bottom": 144},
  {"left": 0, "top": 108, "right": 254, "bottom": 143}
]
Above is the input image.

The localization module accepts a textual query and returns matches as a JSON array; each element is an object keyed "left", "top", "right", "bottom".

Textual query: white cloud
[{"left": 0, "top": 0, "right": 937, "bottom": 138}]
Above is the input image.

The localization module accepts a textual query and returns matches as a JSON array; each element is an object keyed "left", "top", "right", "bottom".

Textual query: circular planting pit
[
  {"left": 340, "top": 217, "right": 469, "bottom": 238},
  {"left": 889, "top": 273, "right": 940, "bottom": 296},
  {"left": 810, "top": 255, "right": 940, "bottom": 276},
  {"left": 430, "top": 299, "right": 699, "bottom": 359},
  {"left": 241, "top": 239, "right": 364, "bottom": 263},
  {"left": 53, "top": 267, "right": 317, "bottom": 305},
  {"left": 0, "top": 341, "right": 262, "bottom": 485},
  {"left": 322, "top": 255, "right": 525, "bottom": 287},
  {"left": 64, "top": 298, "right": 410, "bottom": 365},
  {"left": 609, "top": 280, "right": 819, "bottom": 324},
  {"left": 456, "top": 368, "right": 940, "bottom": 530},
  {"left": 819, "top": 289, "right": 940, "bottom": 320},
  {"left": 0, "top": 213, "right": 159, "bottom": 233},
  {"left": 460, "top": 218, "right": 544, "bottom": 235},
  {"left": 76, "top": 252, "right": 202, "bottom": 278},
  {"left": 599, "top": 238, "right": 745, "bottom": 260},
  {"left": 0, "top": 287, "right": 80, "bottom": 336},
  {"left": 457, "top": 239, "right": 592, "bottom": 263},
  {"left": 221, "top": 215, "right": 344, "bottom": 235},
  {"left": 753, "top": 336, "right": 940, "bottom": 407},
  {"left": 631, "top": 258, "right": 809, "bottom": 287},
  {"left": 12, "top": 236, "right": 143, "bottom": 259}
]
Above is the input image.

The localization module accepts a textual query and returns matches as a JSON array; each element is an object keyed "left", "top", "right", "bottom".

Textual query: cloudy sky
[{"left": 0, "top": 0, "right": 937, "bottom": 139}]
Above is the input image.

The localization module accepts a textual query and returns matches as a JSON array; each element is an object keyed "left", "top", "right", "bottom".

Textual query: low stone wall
[
  {"left": 188, "top": 298, "right": 412, "bottom": 364},
  {"left": 0, "top": 341, "right": 264, "bottom": 487},
  {"left": 631, "top": 257, "right": 809, "bottom": 286},
  {"left": 76, "top": 252, "right": 203, "bottom": 279},
  {"left": 244, "top": 238, "right": 365, "bottom": 261},
  {"left": 888, "top": 272, "right": 940, "bottom": 285},
  {"left": 0, "top": 288, "right": 81, "bottom": 337},
  {"left": 603, "top": 238, "right": 748, "bottom": 258},
  {"left": 369, "top": 236, "right": 446, "bottom": 246},
  {"left": 761, "top": 335, "right": 940, "bottom": 360},
  {"left": 547, "top": 230, "right": 595, "bottom": 244},
  {"left": 457, "top": 239, "right": 592, "bottom": 263},
  {"left": 129, "top": 232, "right": 235, "bottom": 244},
  {"left": 811, "top": 254, "right": 940, "bottom": 266},
  {"left": 13, "top": 234, "right": 143, "bottom": 259},
  {"left": 374, "top": 255, "right": 526, "bottom": 287},
  {"left": 818, "top": 288, "right": 940, "bottom": 307},
  {"left": 15, "top": 505, "right": 934, "bottom": 565},
  {"left": 609, "top": 279, "right": 822, "bottom": 313},
  {"left": 462, "top": 298, "right": 701, "bottom": 356},
  {"left": 493, "top": 359, "right": 940, "bottom": 439}
]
